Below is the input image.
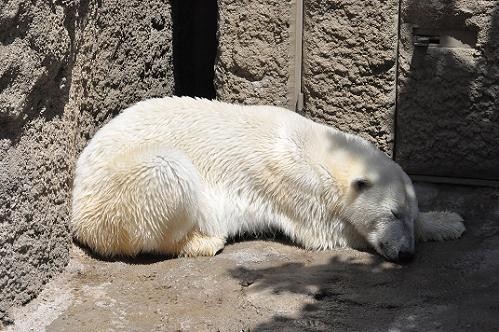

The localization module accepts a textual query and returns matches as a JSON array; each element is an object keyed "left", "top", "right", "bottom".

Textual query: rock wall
[
  {"left": 0, "top": 1, "right": 75, "bottom": 324},
  {"left": 214, "top": 0, "right": 399, "bottom": 154},
  {"left": 72, "top": 0, "right": 173, "bottom": 153},
  {"left": 302, "top": 0, "right": 398, "bottom": 154},
  {"left": 215, "top": 0, "right": 499, "bottom": 175},
  {"left": 396, "top": 1, "right": 499, "bottom": 180},
  {"left": 0, "top": 0, "right": 173, "bottom": 325},
  {"left": 215, "top": 0, "right": 294, "bottom": 108}
]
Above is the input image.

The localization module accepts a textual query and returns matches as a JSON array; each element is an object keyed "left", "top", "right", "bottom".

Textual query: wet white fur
[{"left": 71, "top": 97, "right": 466, "bottom": 259}]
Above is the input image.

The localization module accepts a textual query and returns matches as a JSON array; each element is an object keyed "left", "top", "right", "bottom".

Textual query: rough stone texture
[
  {"left": 5, "top": 184, "right": 499, "bottom": 331},
  {"left": 0, "top": 1, "right": 76, "bottom": 324},
  {"left": 214, "top": 0, "right": 399, "bottom": 153},
  {"left": 215, "top": 0, "right": 294, "bottom": 108},
  {"left": 302, "top": 0, "right": 398, "bottom": 154},
  {"left": 396, "top": 1, "right": 499, "bottom": 180},
  {"left": 71, "top": 0, "right": 173, "bottom": 153},
  {"left": 0, "top": 0, "right": 173, "bottom": 325}
]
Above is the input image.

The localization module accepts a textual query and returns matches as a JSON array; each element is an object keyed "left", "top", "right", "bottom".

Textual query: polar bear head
[
  {"left": 345, "top": 166, "right": 418, "bottom": 262},
  {"left": 326, "top": 132, "right": 419, "bottom": 262}
]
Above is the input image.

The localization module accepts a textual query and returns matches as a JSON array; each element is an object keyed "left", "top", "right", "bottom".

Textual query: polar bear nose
[{"left": 397, "top": 250, "right": 414, "bottom": 263}]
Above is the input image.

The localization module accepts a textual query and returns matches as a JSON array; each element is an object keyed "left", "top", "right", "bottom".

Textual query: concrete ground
[{"left": 5, "top": 183, "right": 499, "bottom": 332}]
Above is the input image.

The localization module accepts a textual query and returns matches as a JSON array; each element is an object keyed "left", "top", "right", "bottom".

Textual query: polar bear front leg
[
  {"left": 178, "top": 230, "right": 226, "bottom": 257},
  {"left": 415, "top": 211, "right": 466, "bottom": 242}
]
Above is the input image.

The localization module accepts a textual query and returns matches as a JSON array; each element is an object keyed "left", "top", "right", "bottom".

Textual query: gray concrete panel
[
  {"left": 215, "top": 0, "right": 294, "bottom": 108},
  {"left": 302, "top": 0, "right": 399, "bottom": 154},
  {"left": 396, "top": 1, "right": 499, "bottom": 180}
]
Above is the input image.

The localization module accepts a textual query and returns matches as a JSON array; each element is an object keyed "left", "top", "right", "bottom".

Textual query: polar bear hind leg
[
  {"left": 415, "top": 211, "right": 466, "bottom": 242},
  {"left": 176, "top": 231, "right": 226, "bottom": 257},
  {"left": 73, "top": 145, "right": 217, "bottom": 257}
]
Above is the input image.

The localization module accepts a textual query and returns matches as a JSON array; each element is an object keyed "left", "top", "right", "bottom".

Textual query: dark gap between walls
[{"left": 172, "top": 0, "right": 218, "bottom": 99}]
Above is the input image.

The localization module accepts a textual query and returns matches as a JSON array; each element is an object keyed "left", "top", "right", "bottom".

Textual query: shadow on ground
[{"left": 230, "top": 183, "right": 499, "bottom": 331}]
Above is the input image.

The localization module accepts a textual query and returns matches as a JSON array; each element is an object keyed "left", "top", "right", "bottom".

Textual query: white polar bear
[{"left": 71, "top": 97, "right": 465, "bottom": 262}]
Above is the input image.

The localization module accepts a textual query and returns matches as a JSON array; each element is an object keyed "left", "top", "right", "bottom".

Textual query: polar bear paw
[
  {"left": 416, "top": 211, "right": 466, "bottom": 242},
  {"left": 178, "top": 233, "right": 225, "bottom": 257}
]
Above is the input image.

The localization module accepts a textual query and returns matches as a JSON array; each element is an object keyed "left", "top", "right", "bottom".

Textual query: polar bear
[{"left": 71, "top": 97, "right": 465, "bottom": 262}]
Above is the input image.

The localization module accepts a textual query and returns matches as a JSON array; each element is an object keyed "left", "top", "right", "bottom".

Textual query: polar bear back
[{"left": 75, "top": 97, "right": 319, "bottom": 187}]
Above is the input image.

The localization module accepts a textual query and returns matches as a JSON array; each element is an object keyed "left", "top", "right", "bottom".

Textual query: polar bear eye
[
  {"left": 391, "top": 209, "right": 403, "bottom": 220},
  {"left": 352, "top": 178, "right": 370, "bottom": 192}
]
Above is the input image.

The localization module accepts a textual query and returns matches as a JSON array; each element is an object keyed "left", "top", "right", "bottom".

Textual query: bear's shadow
[
  {"left": 75, "top": 240, "right": 170, "bottom": 265},
  {"left": 75, "top": 229, "right": 331, "bottom": 265}
]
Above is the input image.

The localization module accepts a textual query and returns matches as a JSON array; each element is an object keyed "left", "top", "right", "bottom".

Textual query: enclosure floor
[{"left": 6, "top": 184, "right": 499, "bottom": 332}]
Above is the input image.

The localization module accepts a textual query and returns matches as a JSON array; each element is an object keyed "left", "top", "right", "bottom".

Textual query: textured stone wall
[
  {"left": 72, "top": 0, "right": 173, "bottom": 153},
  {"left": 215, "top": 0, "right": 294, "bottom": 108},
  {"left": 215, "top": 0, "right": 399, "bottom": 154},
  {"left": 0, "top": 1, "right": 75, "bottom": 324},
  {"left": 0, "top": 0, "right": 173, "bottom": 325},
  {"left": 302, "top": 0, "right": 398, "bottom": 154},
  {"left": 396, "top": 1, "right": 499, "bottom": 180}
]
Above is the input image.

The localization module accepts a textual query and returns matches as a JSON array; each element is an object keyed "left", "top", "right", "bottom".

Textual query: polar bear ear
[{"left": 351, "top": 178, "right": 371, "bottom": 192}]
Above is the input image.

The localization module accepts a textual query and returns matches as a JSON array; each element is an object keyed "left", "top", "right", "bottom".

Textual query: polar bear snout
[
  {"left": 397, "top": 250, "right": 415, "bottom": 263},
  {"left": 377, "top": 238, "right": 415, "bottom": 263},
  {"left": 370, "top": 218, "right": 416, "bottom": 263}
]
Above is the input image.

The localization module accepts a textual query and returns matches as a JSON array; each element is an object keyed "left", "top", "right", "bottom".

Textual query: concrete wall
[
  {"left": 302, "top": 0, "right": 398, "bottom": 154},
  {"left": 396, "top": 1, "right": 499, "bottom": 180},
  {"left": 72, "top": 0, "right": 173, "bottom": 153},
  {"left": 215, "top": 0, "right": 294, "bottom": 108},
  {"left": 215, "top": 0, "right": 398, "bottom": 154},
  {"left": 0, "top": 0, "right": 173, "bottom": 324},
  {"left": 215, "top": 0, "right": 498, "bottom": 177}
]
